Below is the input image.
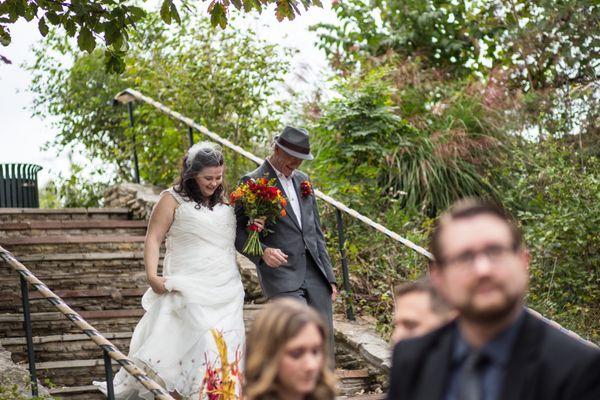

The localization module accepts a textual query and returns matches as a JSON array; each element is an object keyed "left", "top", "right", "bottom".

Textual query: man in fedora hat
[{"left": 235, "top": 125, "right": 337, "bottom": 354}]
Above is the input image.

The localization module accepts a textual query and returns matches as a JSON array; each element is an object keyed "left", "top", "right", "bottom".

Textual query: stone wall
[
  {"left": 103, "top": 183, "right": 163, "bottom": 220},
  {"left": 0, "top": 344, "right": 50, "bottom": 398}
]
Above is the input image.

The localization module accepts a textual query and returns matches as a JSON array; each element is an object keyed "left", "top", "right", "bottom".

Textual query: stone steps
[
  {"left": 0, "top": 219, "right": 148, "bottom": 238},
  {"left": 2, "top": 239, "right": 146, "bottom": 257},
  {"left": 0, "top": 252, "right": 154, "bottom": 294},
  {"left": 2, "top": 235, "right": 147, "bottom": 245},
  {"left": 0, "top": 288, "right": 146, "bottom": 313},
  {"left": 0, "top": 208, "right": 131, "bottom": 222},
  {"left": 48, "top": 384, "right": 102, "bottom": 400},
  {"left": 0, "top": 252, "right": 157, "bottom": 314}
]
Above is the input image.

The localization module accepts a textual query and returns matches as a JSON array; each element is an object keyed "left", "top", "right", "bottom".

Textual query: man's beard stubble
[{"left": 458, "top": 281, "right": 523, "bottom": 324}]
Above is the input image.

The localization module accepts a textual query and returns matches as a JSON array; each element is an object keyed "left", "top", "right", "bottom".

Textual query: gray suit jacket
[{"left": 235, "top": 161, "right": 336, "bottom": 297}]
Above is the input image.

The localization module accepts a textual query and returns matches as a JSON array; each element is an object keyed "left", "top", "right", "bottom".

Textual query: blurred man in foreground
[{"left": 387, "top": 198, "right": 600, "bottom": 400}]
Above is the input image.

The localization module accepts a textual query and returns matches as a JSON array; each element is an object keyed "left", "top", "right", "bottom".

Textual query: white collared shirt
[{"left": 267, "top": 159, "right": 302, "bottom": 228}]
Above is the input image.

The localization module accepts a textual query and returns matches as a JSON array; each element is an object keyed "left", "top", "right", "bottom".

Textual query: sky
[{"left": 0, "top": 3, "right": 338, "bottom": 186}]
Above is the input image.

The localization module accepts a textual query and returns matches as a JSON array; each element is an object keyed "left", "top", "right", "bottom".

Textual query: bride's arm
[{"left": 144, "top": 194, "right": 177, "bottom": 294}]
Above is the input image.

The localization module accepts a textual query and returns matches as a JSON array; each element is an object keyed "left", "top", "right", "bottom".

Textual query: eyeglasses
[{"left": 440, "top": 243, "right": 519, "bottom": 270}]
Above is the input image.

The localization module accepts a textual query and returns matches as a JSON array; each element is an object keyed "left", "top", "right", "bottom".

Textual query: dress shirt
[
  {"left": 267, "top": 159, "right": 302, "bottom": 228},
  {"left": 444, "top": 309, "right": 526, "bottom": 400}
]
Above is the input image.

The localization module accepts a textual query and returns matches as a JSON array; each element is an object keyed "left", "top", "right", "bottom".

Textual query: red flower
[{"left": 300, "top": 180, "right": 313, "bottom": 198}]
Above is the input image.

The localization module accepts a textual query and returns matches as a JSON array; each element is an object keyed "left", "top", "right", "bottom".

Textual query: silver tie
[{"left": 457, "top": 351, "right": 488, "bottom": 400}]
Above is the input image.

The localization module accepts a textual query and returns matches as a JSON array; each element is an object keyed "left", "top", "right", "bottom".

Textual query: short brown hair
[
  {"left": 394, "top": 278, "right": 452, "bottom": 315},
  {"left": 244, "top": 299, "right": 336, "bottom": 400},
  {"left": 430, "top": 198, "right": 523, "bottom": 264}
]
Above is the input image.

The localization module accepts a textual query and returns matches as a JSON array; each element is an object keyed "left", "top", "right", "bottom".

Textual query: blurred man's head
[
  {"left": 392, "top": 279, "right": 455, "bottom": 343},
  {"left": 429, "top": 198, "right": 529, "bottom": 325}
]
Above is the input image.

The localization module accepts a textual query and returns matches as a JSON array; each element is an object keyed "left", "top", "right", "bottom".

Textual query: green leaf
[
  {"left": 170, "top": 1, "right": 181, "bottom": 24},
  {"left": 242, "top": 0, "right": 256, "bottom": 12},
  {"left": 0, "top": 26, "right": 11, "bottom": 46},
  {"left": 209, "top": 3, "right": 228, "bottom": 29},
  {"left": 23, "top": 3, "right": 36, "bottom": 22},
  {"left": 105, "top": 50, "right": 126, "bottom": 74},
  {"left": 160, "top": 0, "right": 172, "bottom": 24},
  {"left": 38, "top": 17, "right": 49, "bottom": 37},
  {"left": 103, "top": 21, "right": 120, "bottom": 45},
  {"left": 65, "top": 18, "right": 77, "bottom": 37},
  {"left": 77, "top": 26, "right": 96, "bottom": 53},
  {"left": 128, "top": 6, "right": 147, "bottom": 22},
  {"left": 45, "top": 11, "right": 60, "bottom": 25}
]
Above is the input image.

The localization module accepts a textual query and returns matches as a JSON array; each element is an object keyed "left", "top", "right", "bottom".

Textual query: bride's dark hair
[{"left": 173, "top": 142, "right": 226, "bottom": 210}]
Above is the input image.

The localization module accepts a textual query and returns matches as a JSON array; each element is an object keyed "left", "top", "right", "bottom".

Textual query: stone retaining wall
[
  {"left": 103, "top": 183, "right": 162, "bottom": 220},
  {"left": 0, "top": 344, "right": 50, "bottom": 398}
]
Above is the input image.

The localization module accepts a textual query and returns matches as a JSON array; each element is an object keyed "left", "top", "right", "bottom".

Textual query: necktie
[{"left": 458, "top": 351, "right": 488, "bottom": 400}]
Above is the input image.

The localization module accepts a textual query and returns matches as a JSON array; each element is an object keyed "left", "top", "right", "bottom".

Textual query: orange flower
[{"left": 281, "top": 209, "right": 287, "bottom": 217}]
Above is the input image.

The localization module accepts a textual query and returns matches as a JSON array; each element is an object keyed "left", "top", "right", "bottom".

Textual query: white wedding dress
[{"left": 94, "top": 188, "right": 246, "bottom": 399}]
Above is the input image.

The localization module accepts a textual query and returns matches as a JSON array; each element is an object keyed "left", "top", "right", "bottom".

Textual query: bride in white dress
[{"left": 94, "top": 142, "right": 247, "bottom": 399}]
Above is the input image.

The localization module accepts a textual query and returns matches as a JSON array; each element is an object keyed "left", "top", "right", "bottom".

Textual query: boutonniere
[{"left": 300, "top": 180, "right": 313, "bottom": 198}]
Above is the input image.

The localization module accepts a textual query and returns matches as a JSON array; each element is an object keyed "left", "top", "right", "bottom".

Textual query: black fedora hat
[{"left": 274, "top": 126, "right": 314, "bottom": 160}]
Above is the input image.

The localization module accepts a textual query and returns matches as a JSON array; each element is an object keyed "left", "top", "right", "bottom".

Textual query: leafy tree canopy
[
  {"left": 1, "top": 0, "right": 322, "bottom": 72},
  {"left": 315, "top": 0, "right": 599, "bottom": 91},
  {"left": 27, "top": 12, "right": 292, "bottom": 186}
]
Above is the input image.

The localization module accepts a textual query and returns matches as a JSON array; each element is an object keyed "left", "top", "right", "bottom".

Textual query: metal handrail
[{"left": 0, "top": 245, "right": 175, "bottom": 400}]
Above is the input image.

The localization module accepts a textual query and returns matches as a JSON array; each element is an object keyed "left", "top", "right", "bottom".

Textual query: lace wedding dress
[{"left": 94, "top": 188, "right": 246, "bottom": 399}]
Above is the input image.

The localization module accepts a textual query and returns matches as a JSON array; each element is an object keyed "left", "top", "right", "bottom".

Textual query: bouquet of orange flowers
[
  {"left": 229, "top": 177, "right": 287, "bottom": 256},
  {"left": 200, "top": 329, "right": 242, "bottom": 400}
]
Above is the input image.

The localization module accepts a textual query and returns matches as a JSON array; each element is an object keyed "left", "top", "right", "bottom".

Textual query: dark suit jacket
[
  {"left": 234, "top": 161, "right": 336, "bottom": 297},
  {"left": 387, "top": 310, "right": 600, "bottom": 400}
]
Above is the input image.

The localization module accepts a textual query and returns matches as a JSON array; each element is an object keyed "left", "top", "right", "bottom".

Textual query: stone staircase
[{"left": 0, "top": 208, "right": 383, "bottom": 399}]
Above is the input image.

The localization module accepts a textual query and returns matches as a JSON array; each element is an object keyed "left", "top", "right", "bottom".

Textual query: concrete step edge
[
  {"left": 7, "top": 251, "right": 146, "bottom": 262},
  {"left": 1, "top": 303, "right": 264, "bottom": 323},
  {"left": 0, "top": 308, "right": 146, "bottom": 323},
  {"left": 26, "top": 358, "right": 118, "bottom": 370},
  {"left": 0, "top": 208, "right": 130, "bottom": 214},
  {"left": 2, "top": 234, "right": 146, "bottom": 245},
  {"left": 0, "top": 220, "right": 147, "bottom": 230},
  {"left": 1, "top": 331, "right": 133, "bottom": 346},
  {"left": 48, "top": 384, "right": 100, "bottom": 395}
]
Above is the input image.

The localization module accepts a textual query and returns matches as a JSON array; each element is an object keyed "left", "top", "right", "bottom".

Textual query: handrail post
[
  {"left": 20, "top": 274, "right": 38, "bottom": 396},
  {"left": 103, "top": 349, "right": 115, "bottom": 400},
  {"left": 188, "top": 126, "right": 194, "bottom": 147},
  {"left": 127, "top": 102, "right": 140, "bottom": 184},
  {"left": 335, "top": 208, "right": 355, "bottom": 321}
]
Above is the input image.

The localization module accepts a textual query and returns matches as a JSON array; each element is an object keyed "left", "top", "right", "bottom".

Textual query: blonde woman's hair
[{"left": 244, "top": 298, "right": 337, "bottom": 400}]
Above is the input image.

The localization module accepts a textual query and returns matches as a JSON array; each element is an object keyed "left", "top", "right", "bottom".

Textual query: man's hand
[
  {"left": 148, "top": 275, "right": 167, "bottom": 294},
  {"left": 250, "top": 217, "right": 266, "bottom": 232},
  {"left": 262, "top": 247, "right": 288, "bottom": 268},
  {"left": 331, "top": 283, "right": 338, "bottom": 302}
]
